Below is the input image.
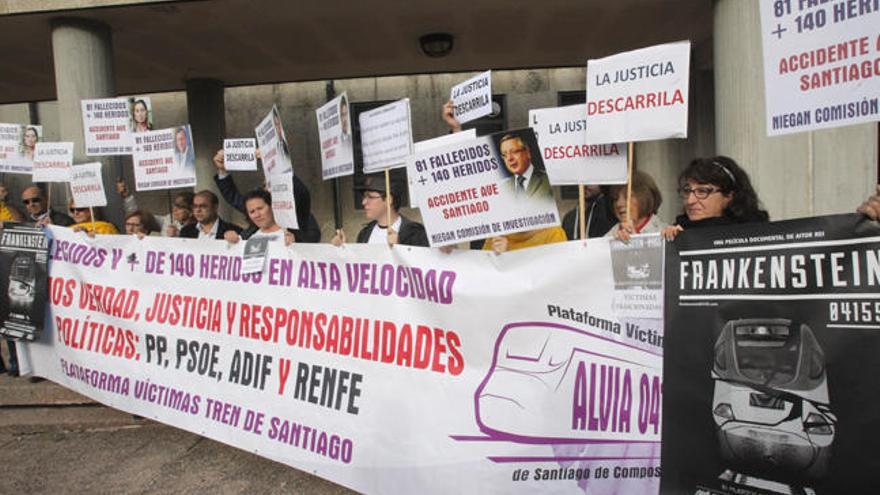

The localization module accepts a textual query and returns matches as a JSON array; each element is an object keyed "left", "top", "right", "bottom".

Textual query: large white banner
[
  {"left": 585, "top": 41, "right": 691, "bottom": 144},
  {"left": 360, "top": 99, "right": 413, "bottom": 173},
  {"left": 81, "top": 98, "right": 133, "bottom": 156},
  {"left": 132, "top": 126, "right": 197, "bottom": 191},
  {"left": 21, "top": 227, "right": 664, "bottom": 495},
  {"left": 407, "top": 128, "right": 560, "bottom": 247},
  {"left": 529, "top": 105, "right": 627, "bottom": 185},
  {"left": 759, "top": 1, "right": 880, "bottom": 135},
  {"left": 316, "top": 93, "right": 355, "bottom": 180}
]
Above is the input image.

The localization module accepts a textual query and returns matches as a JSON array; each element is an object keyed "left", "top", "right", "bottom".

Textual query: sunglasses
[
  {"left": 22, "top": 198, "right": 41, "bottom": 205},
  {"left": 70, "top": 207, "right": 88, "bottom": 214}
]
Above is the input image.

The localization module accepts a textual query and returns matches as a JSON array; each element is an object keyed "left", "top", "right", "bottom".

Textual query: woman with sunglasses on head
[
  {"left": 69, "top": 201, "right": 119, "bottom": 235},
  {"left": 662, "top": 156, "right": 768, "bottom": 241}
]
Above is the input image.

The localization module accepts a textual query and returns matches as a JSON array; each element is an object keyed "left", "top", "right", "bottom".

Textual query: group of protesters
[{"left": 2, "top": 100, "right": 880, "bottom": 376}]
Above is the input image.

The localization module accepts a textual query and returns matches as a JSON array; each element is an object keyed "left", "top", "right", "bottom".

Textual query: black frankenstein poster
[
  {"left": 662, "top": 214, "right": 880, "bottom": 495},
  {"left": 0, "top": 223, "right": 48, "bottom": 341}
]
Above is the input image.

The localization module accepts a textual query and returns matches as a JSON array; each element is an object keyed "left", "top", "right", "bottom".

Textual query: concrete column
[
  {"left": 714, "top": 0, "right": 877, "bottom": 220},
  {"left": 185, "top": 79, "right": 231, "bottom": 218},
  {"left": 51, "top": 19, "right": 124, "bottom": 227}
]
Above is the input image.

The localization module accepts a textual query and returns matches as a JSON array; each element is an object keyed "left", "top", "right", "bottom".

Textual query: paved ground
[{"left": 0, "top": 372, "right": 358, "bottom": 494}]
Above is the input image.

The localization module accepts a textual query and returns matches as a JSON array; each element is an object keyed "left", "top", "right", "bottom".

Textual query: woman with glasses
[
  {"left": 124, "top": 210, "right": 159, "bottom": 236},
  {"left": 68, "top": 201, "right": 119, "bottom": 235},
  {"left": 662, "top": 156, "right": 768, "bottom": 241}
]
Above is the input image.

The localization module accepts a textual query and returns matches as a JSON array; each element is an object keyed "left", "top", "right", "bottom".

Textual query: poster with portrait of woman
[
  {"left": 14, "top": 125, "right": 42, "bottom": 175},
  {"left": 128, "top": 96, "right": 154, "bottom": 134}
]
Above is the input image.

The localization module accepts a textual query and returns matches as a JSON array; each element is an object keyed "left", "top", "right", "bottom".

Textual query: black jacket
[
  {"left": 561, "top": 193, "right": 617, "bottom": 240},
  {"left": 179, "top": 218, "right": 241, "bottom": 239},
  {"left": 355, "top": 215, "right": 428, "bottom": 247},
  {"left": 213, "top": 173, "right": 321, "bottom": 243}
]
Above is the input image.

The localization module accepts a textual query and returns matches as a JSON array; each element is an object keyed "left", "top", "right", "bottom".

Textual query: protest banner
[
  {"left": 223, "top": 139, "right": 258, "bottom": 171},
  {"left": 132, "top": 126, "right": 197, "bottom": 191},
  {"left": 316, "top": 93, "right": 355, "bottom": 180},
  {"left": 0, "top": 224, "right": 48, "bottom": 341},
  {"left": 759, "top": 1, "right": 880, "bottom": 135},
  {"left": 585, "top": 41, "right": 691, "bottom": 144},
  {"left": 359, "top": 99, "right": 413, "bottom": 174},
  {"left": 407, "top": 128, "right": 560, "bottom": 247},
  {"left": 81, "top": 98, "right": 133, "bottom": 156},
  {"left": 451, "top": 70, "right": 493, "bottom": 124},
  {"left": 662, "top": 214, "right": 880, "bottom": 495},
  {"left": 69, "top": 162, "right": 107, "bottom": 208},
  {"left": 269, "top": 172, "right": 299, "bottom": 230},
  {"left": 408, "top": 129, "right": 477, "bottom": 208},
  {"left": 529, "top": 104, "right": 627, "bottom": 186},
  {"left": 32, "top": 142, "right": 74, "bottom": 183},
  {"left": 20, "top": 227, "right": 663, "bottom": 495},
  {"left": 255, "top": 105, "right": 293, "bottom": 178}
]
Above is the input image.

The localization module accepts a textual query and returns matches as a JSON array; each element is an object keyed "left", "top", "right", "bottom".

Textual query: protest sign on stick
[
  {"left": 359, "top": 99, "right": 413, "bottom": 174},
  {"left": 69, "top": 162, "right": 107, "bottom": 208},
  {"left": 132, "top": 126, "right": 197, "bottom": 191},
  {"left": 450, "top": 71, "right": 493, "bottom": 124},
  {"left": 255, "top": 105, "right": 293, "bottom": 179},
  {"left": 32, "top": 142, "right": 74, "bottom": 183},
  {"left": 223, "top": 139, "right": 257, "bottom": 171},
  {"left": 316, "top": 92, "right": 355, "bottom": 180},
  {"left": 586, "top": 41, "right": 691, "bottom": 226},
  {"left": 407, "top": 128, "right": 560, "bottom": 247},
  {"left": 81, "top": 98, "right": 133, "bottom": 156}
]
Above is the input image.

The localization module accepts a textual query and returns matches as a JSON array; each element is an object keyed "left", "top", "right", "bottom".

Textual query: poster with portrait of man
[
  {"left": 316, "top": 92, "right": 355, "bottom": 180},
  {"left": 132, "top": 126, "right": 197, "bottom": 191},
  {"left": 407, "top": 127, "right": 560, "bottom": 247},
  {"left": 255, "top": 105, "right": 293, "bottom": 179}
]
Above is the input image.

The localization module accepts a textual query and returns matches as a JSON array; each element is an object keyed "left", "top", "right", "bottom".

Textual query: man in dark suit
[
  {"left": 499, "top": 133, "right": 551, "bottom": 199},
  {"left": 179, "top": 190, "right": 241, "bottom": 240}
]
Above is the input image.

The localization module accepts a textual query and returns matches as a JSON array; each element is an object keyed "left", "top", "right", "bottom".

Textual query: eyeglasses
[
  {"left": 173, "top": 203, "right": 190, "bottom": 210},
  {"left": 70, "top": 207, "right": 88, "bottom": 214},
  {"left": 22, "top": 198, "right": 41, "bottom": 205},
  {"left": 125, "top": 222, "right": 143, "bottom": 229},
  {"left": 362, "top": 192, "right": 384, "bottom": 201},
  {"left": 678, "top": 186, "right": 721, "bottom": 200}
]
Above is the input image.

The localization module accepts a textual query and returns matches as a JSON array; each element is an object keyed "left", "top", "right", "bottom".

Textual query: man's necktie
[{"left": 516, "top": 175, "right": 526, "bottom": 194}]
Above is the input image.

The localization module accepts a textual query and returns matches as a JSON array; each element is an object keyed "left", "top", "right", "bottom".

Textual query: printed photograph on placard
[
  {"left": 0, "top": 224, "right": 48, "bottom": 341},
  {"left": 129, "top": 96, "right": 154, "bottom": 134}
]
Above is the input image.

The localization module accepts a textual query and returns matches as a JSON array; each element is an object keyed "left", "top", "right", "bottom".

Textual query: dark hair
[
  {"left": 610, "top": 171, "right": 662, "bottom": 219},
  {"left": 173, "top": 190, "right": 195, "bottom": 208},
  {"left": 243, "top": 188, "right": 272, "bottom": 207},
  {"left": 194, "top": 190, "right": 219, "bottom": 207},
  {"left": 679, "top": 156, "right": 768, "bottom": 223}
]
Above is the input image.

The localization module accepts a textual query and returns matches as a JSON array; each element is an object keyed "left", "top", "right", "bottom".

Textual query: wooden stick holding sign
[
  {"left": 89, "top": 206, "right": 96, "bottom": 234},
  {"left": 385, "top": 168, "right": 392, "bottom": 240},
  {"left": 625, "top": 142, "right": 634, "bottom": 225},
  {"left": 578, "top": 184, "right": 586, "bottom": 241}
]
